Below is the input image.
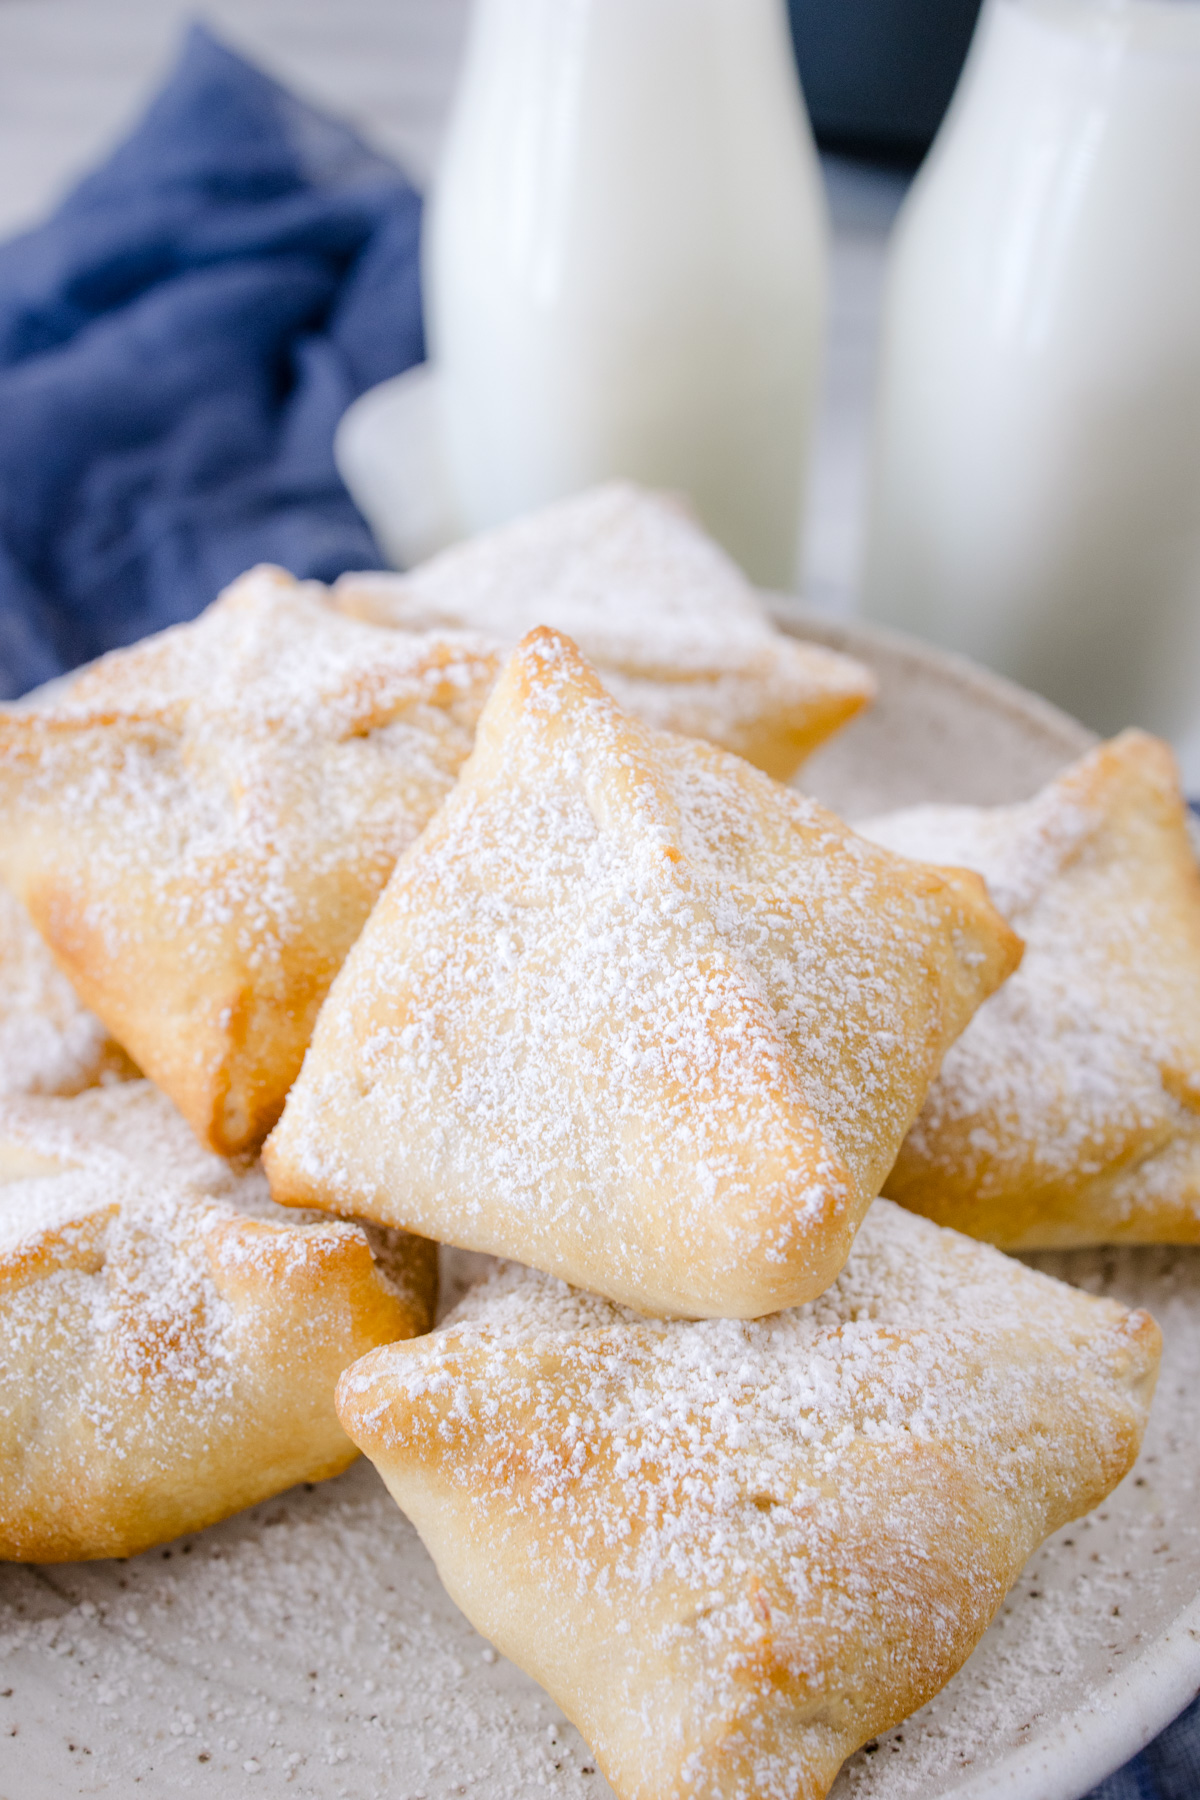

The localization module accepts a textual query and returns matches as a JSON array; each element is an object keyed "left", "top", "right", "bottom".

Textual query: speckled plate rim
[{"left": 954, "top": 1606, "right": 1200, "bottom": 1800}]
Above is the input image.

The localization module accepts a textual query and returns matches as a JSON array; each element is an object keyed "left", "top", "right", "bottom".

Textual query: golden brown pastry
[
  {"left": 0, "top": 565, "right": 501, "bottom": 1154},
  {"left": 334, "top": 481, "right": 875, "bottom": 781},
  {"left": 0, "top": 1080, "right": 436, "bottom": 1562},
  {"left": 863, "top": 730, "right": 1200, "bottom": 1246},
  {"left": 0, "top": 879, "right": 135, "bottom": 1094},
  {"left": 265, "top": 628, "right": 1020, "bottom": 1318},
  {"left": 338, "top": 1200, "right": 1160, "bottom": 1800}
]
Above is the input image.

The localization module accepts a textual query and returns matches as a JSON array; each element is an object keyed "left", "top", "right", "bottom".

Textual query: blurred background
[
  {"left": 1, "top": 0, "right": 1196, "bottom": 774},
  {"left": 789, "top": 0, "right": 982, "bottom": 157},
  {"left": 0, "top": 0, "right": 961, "bottom": 623}
]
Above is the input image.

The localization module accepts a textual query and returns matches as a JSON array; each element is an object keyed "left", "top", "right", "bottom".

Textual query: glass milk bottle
[
  {"left": 863, "top": 0, "right": 1200, "bottom": 782},
  {"left": 425, "top": 0, "right": 828, "bottom": 589}
]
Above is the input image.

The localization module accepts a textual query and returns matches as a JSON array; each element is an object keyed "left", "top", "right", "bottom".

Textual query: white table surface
[{"left": 0, "top": 0, "right": 909, "bottom": 618}]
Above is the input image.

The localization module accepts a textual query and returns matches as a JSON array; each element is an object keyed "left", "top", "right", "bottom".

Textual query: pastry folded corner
[
  {"left": 333, "top": 481, "right": 876, "bottom": 782},
  {"left": 335, "top": 1204, "right": 1160, "bottom": 1800},
  {"left": 865, "top": 729, "right": 1200, "bottom": 1247},
  {"left": 266, "top": 627, "right": 1019, "bottom": 1319},
  {"left": 0, "top": 1082, "right": 437, "bottom": 1562},
  {"left": 0, "top": 566, "right": 501, "bottom": 1156}
]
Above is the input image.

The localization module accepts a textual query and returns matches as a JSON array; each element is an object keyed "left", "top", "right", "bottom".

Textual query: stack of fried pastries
[{"left": 0, "top": 491, "right": 1181, "bottom": 1800}]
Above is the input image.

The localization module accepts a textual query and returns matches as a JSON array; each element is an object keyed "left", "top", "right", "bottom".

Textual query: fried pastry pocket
[
  {"left": 0, "top": 566, "right": 501, "bottom": 1155},
  {"left": 338, "top": 1201, "right": 1160, "bottom": 1800},
  {"left": 334, "top": 481, "right": 875, "bottom": 781},
  {"left": 864, "top": 730, "right": 1200, "bottom": 1246},
  {"left": 0, "top": 1082, "right": 436, "bottom": 1562},
  {"left": 266, "top": 627, "right": 1020, "bottom": 1319}
]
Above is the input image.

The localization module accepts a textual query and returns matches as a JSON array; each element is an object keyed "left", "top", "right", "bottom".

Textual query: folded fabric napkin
[{"left": 0, "top": 22, "right": 419, "bottom": 695}]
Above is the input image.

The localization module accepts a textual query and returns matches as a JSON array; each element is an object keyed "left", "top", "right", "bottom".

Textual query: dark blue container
[{"left": 787, "top": 0, "right": 984, "bottom": 161}]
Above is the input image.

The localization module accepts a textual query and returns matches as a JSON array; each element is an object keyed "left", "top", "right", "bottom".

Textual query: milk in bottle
[
  {"left": 864, "top": 0, "right": 1200, "bottom": 782},
  {"left": 426, "top": 0, "right": 828, "bottom": 589}
]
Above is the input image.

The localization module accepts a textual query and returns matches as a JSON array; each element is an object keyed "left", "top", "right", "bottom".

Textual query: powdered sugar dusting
[
  {"left": 0, "top": 1082, "right": 426, "bottom": 1523},
  {"left": 0, "top": 1453, "right": 616, "bottom": 1799},
  {"left": 333, "top": 483, "right": 874, "bottom": 766},
  {"left": 270, "top": 632, "right": 1011, "bottom": 1315},
  {"left": 0, "top": 1081, "right": 263, "bottom": 1235},
  {"left": 342, "top": 1205, "right": 1157, "bottom": 1800},
  {"left": 859, "top": 775, "right": 1099, "bottom": 926},
  {"left": 0, "top": 566, "right": 500, "bottom": 971},
  {"left": 336, "top": 482, "right": 808, "bottom": 675},
  {"left": 861, "top": 736, "right": 1200, "bottom": 1238},
  {"left": 0, "top": 881, "right": 131, "bottom": 1096}
]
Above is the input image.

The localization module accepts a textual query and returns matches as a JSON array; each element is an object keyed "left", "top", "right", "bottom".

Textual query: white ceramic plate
[{"left": 1, "top": 614, "right": 1197, "bottom": 1800}]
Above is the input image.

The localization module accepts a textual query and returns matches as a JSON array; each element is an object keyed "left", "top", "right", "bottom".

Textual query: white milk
[
  {"left": 425, "top": 0, "right": 827, "bottom": 589},
  {"left": 863, "top": 0, "right": 1200, "bottom": 781}
]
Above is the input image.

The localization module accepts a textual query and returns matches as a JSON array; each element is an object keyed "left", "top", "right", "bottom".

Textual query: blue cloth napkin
[{"left": 0, "top": 22, "right": 420, "bottom": 696}]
